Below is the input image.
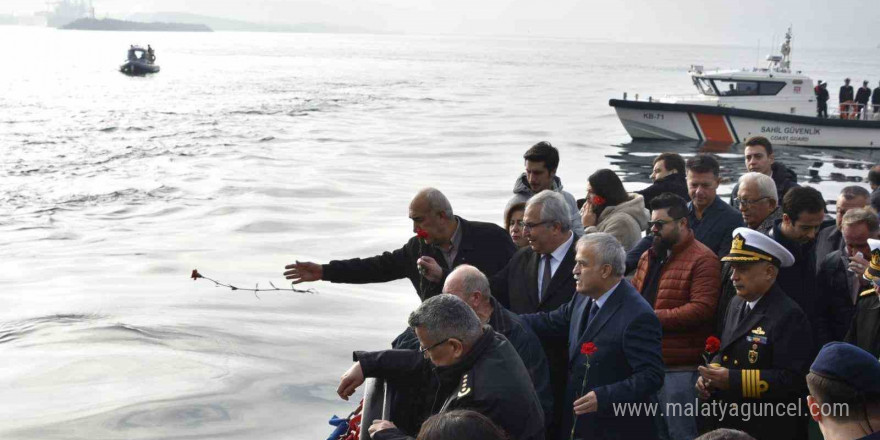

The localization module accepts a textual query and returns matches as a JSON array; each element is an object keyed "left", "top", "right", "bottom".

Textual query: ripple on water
[
  {"left": 114, "top": 403, "right": 231, "bottom": 430},
  {"left": 236, "top": 221, "right": 300, "bottom": 234}
]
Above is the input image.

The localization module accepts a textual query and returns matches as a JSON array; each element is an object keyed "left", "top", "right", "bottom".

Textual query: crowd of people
[
  {"left": 287, "top": 139, "right": 880, "bottom": 440},
  {"left": 816, "top": 78, "right": 880, "bottom": 120}
]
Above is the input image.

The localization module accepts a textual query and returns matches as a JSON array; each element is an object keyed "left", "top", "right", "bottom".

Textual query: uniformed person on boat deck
[
  {"left": 696, "top": 227, "right": 813, "bottom": 440},
  {"left": 845, "top": 238, "right": 880, "bottom": 358}
]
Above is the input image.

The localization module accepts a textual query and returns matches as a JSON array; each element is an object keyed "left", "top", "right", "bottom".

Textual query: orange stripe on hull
[{"left": 694, "top": 114, "right": 734, "bottom": 143}]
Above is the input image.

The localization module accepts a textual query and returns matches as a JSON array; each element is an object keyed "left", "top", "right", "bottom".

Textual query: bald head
[
  {"left": 444, "top": 265, "right": 492, "bottom": 307},
  {"left": 411, "top": 187, "right": 453, "bottom": 218},
  {"left": 409, "top": 188, "right": 456, "bottom": 245}
]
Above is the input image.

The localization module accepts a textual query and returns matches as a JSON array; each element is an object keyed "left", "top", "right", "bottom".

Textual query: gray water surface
[{"left": 1, "top": 26, "right": 879, "bottom": 439}]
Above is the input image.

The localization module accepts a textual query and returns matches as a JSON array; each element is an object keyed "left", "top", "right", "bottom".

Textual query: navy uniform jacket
[
  {"left": 393, "top": 298, "right": 555, "bottom": 424},
  {"left": 709, "top": 283, "right": 813, "bottom": 440},
  {"left": 520, "top": 280, "right": 664, "bottom": 440},
  {"left": 357, "top": 328, "right": 545, "bottom": 440},
  {"left": 845, "top": 289, "right": 880, "bottom": 358},
  {"left": 322, "top": 216, "right": 515, "bottom": 300}
]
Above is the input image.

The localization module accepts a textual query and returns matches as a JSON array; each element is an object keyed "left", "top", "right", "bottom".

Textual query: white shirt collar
[
  {"left": 549, "top": 231, "right": 574, "bottom": 262},
  {"left": 746, "top": 296, "right": 762, "bottom": 310},
  {"left": 594, "top": 280, "right": 622, "bottom": 309}
]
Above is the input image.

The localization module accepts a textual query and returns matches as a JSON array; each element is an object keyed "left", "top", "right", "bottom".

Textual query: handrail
[
  {"left": 829, "top": 102, "right": 880, "bottom": 120},
  {"left": 360, "top": 378, "right": 391, "bottom": 440}
]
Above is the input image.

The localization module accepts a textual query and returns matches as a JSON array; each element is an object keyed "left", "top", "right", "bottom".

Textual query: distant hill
[
  {"left": 126, "top": 12, "right": 375, "bottom": 34},
  {"left": 62, "top": 17, "right": 212, "bottom": 32}
]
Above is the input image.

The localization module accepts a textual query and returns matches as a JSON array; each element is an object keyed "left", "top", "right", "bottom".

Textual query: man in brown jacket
[{"left": 632, "top": 193, "right": 721, "bottom": 440}]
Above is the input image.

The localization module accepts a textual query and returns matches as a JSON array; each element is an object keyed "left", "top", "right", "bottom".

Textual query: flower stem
[{"left": 569, "top": 358, "right": 591, "bottom": 440}]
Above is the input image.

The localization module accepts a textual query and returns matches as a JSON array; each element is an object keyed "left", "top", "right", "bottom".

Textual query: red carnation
[
  {"left": 591, "top": 195, "right": 606, "bottom": 206},
  {"left": 191, "top": 269, "right": 202, "bottom": 280},
  {"left": 580, "top": 342, "right": 597, "bottom": 356},
  {"left": 705, "top": 336, "right": 721, "bottom": 354},
  {"left": 416, "top": 228, "right": 429, "bottom": 239}
]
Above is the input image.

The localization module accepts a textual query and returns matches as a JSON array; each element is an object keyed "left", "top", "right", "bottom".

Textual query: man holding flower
[
  {"left": 696, "top": 228, "right": 813, "bottom": 440},
  {"left": 283, "top": 187, "right": 515, "bottom": 301},
  {"left": 520, "top": 233, "right": 664, "bottom": 440}
]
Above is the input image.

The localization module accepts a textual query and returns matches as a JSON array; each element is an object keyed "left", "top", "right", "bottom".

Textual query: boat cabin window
[
  {"left": 693, "top": 77, "right": 717, "bottom": 96},
  {"left": 714, "top": 79, "right": 786, "bottom": 96}
]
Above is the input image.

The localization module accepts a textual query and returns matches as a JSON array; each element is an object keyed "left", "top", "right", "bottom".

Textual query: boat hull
[
  {"left": 610, "top": 99, "right": 880, "bottom": 148},
  {"left": 120, "top": 60, "right": 160, "bottom": 75}
]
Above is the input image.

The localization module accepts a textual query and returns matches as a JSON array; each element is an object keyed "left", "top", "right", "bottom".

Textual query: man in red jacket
[{"left": 632, "top": 192, "right": 721, "bottom": 439}]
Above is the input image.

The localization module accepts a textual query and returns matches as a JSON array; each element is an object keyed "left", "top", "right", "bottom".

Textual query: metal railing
[
  {"left": 828, "top": 102, "right": 880, "bottom": 120},
  {"left": 360, "top": 378, "right": 392, "bottom": 440}
]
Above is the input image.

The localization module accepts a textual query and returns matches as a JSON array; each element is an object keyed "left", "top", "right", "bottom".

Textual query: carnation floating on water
[{"left": 190, "top": 268, "right": 317, "bottom": 298}]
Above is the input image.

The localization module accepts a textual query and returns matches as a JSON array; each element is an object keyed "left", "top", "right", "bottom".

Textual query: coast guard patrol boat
[{"left": 610, "top": 28, "right": 880, "bottom": 148}]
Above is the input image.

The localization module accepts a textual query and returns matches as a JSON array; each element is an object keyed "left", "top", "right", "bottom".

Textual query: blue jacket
[{"left": 520, "top": 280, "right": 664, "bottom": 440}]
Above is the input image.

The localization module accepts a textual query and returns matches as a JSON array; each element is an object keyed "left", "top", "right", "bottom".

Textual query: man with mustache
[
  {"left": 696, "top": 228, "right": 813, "bottom": 440},
  {"left": 520, "top": 233, "right": 664, "bottom": 440}
]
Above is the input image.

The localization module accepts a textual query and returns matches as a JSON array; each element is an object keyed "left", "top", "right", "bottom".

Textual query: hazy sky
[{"left": 7, "top": 0, "right": 880, "bottom": 47}]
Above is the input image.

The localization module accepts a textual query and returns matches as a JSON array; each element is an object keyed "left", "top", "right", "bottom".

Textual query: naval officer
[
  {"left": 696, "top": 227, "right": 813, "bottom": 440},
  {"left": 845, "top": 238, "right": 880, "bottom": 358}
]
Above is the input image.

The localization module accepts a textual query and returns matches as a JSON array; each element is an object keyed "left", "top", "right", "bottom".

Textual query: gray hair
[
  {"left": 447, "top": 265, "right": 492, "bottom": 300},
  {"left": 738, "top": 172, "right": 778, "bottom": 202},
  {"left": 419, "top": 187, "right": 454, "bottom": 217},
  {"left": 841, "top": 185, "right": 870, "bottom": 201},
  {"left": 842, "top": 207, "right": 880, "bottom": 234},
  {"left": 526, "top": 190, "right": 572, "bottom": 232},
  {"left": 577, "top": 233, "right": 625, "bottom": 277},
  {"left": 408, "top": 294, "right": 482, "bottom": 345}
]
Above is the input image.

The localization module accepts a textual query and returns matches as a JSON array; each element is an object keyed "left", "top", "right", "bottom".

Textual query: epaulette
[
  {"left": 458, "top": 372, "right": 473, "bottom": 398},
  {"left": 860, "top": 289, "right": 875, "bottom": 298}
]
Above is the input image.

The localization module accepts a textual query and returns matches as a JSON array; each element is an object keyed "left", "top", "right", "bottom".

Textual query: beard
[{"left": 651, "top": 232, "right": 676, "bottom": 256}]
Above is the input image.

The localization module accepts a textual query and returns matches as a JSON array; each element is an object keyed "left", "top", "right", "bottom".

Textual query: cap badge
[{"left": 732, "top": 235, "right": 745, "bottom": 251}]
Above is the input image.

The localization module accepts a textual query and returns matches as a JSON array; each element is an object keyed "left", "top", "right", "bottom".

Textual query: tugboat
[
  {"left": 610, "top": 28, "right": 880, "bottom": 148},
  {"left": 120, "top": 45, "right": 159, "bottom": 75}
]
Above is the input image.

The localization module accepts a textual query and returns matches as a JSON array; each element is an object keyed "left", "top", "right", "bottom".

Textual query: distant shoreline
[{"left": 61, "top": 18, "right": 212, "bottom": 32}]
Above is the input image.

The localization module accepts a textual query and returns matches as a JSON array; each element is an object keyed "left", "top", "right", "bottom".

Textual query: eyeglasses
[
  {"left": 733, "top": 197, "right": 771, "bottom": 208},
  {"left": 647, "top": 218, "right": 682, "bottom": 230},
  {"left": 419, "top": 338, "right": 450, "bottom": 357},
  {"left": 515, "top": 220, "right": 552, "bottom": 232}
]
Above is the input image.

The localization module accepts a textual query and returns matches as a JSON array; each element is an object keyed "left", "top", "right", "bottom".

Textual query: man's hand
[
  {"left": 368, "top": 420, "right": 397, "bottom": 436},
  {"left": 848, "top": 251, "right": 869, "bottom": 274},
  {"left": 337, "top": 362, "right": 365, "bottom": 401},
  {"left": 283, "top": 261, "right": 323, "bottom": 284},
  {"left": 695, "top": 375, "right": 712, "bottom": 400},
  {"left": 698, "top": 365, "right": 730, "bottom": 391},
  {"left": 573, "top": 391, "right": 598, "bottom": 415},
  {"left": 417, "top": 256, "right": 443, "bottom": 283}
]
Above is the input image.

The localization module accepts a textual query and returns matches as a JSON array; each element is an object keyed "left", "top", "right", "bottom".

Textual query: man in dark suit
[
  {"left": 814, "top": 185, "right": 869, "bottom": 267},
  {"left": 491, "top": 190, "right": 577, "bottom": 438},
  {"left": 521, "top": 233, "right": 665, "bottom": 440},
  {"left": 697, "top": 228, "right": 813, "bottom": 440},
  {"left": 816, "top": 208, "right": 878, "bottom": 346},
  {"left": 283, "top": 187, "right": 515, "bottom": 300}
]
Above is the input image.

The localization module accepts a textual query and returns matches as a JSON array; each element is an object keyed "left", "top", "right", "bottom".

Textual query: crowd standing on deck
[
  {"left": 823, "top": 77, "right": 880, "bottom": 120},
  {"left": 285, "top": 139, "right": 880, "bottom": 440}
]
